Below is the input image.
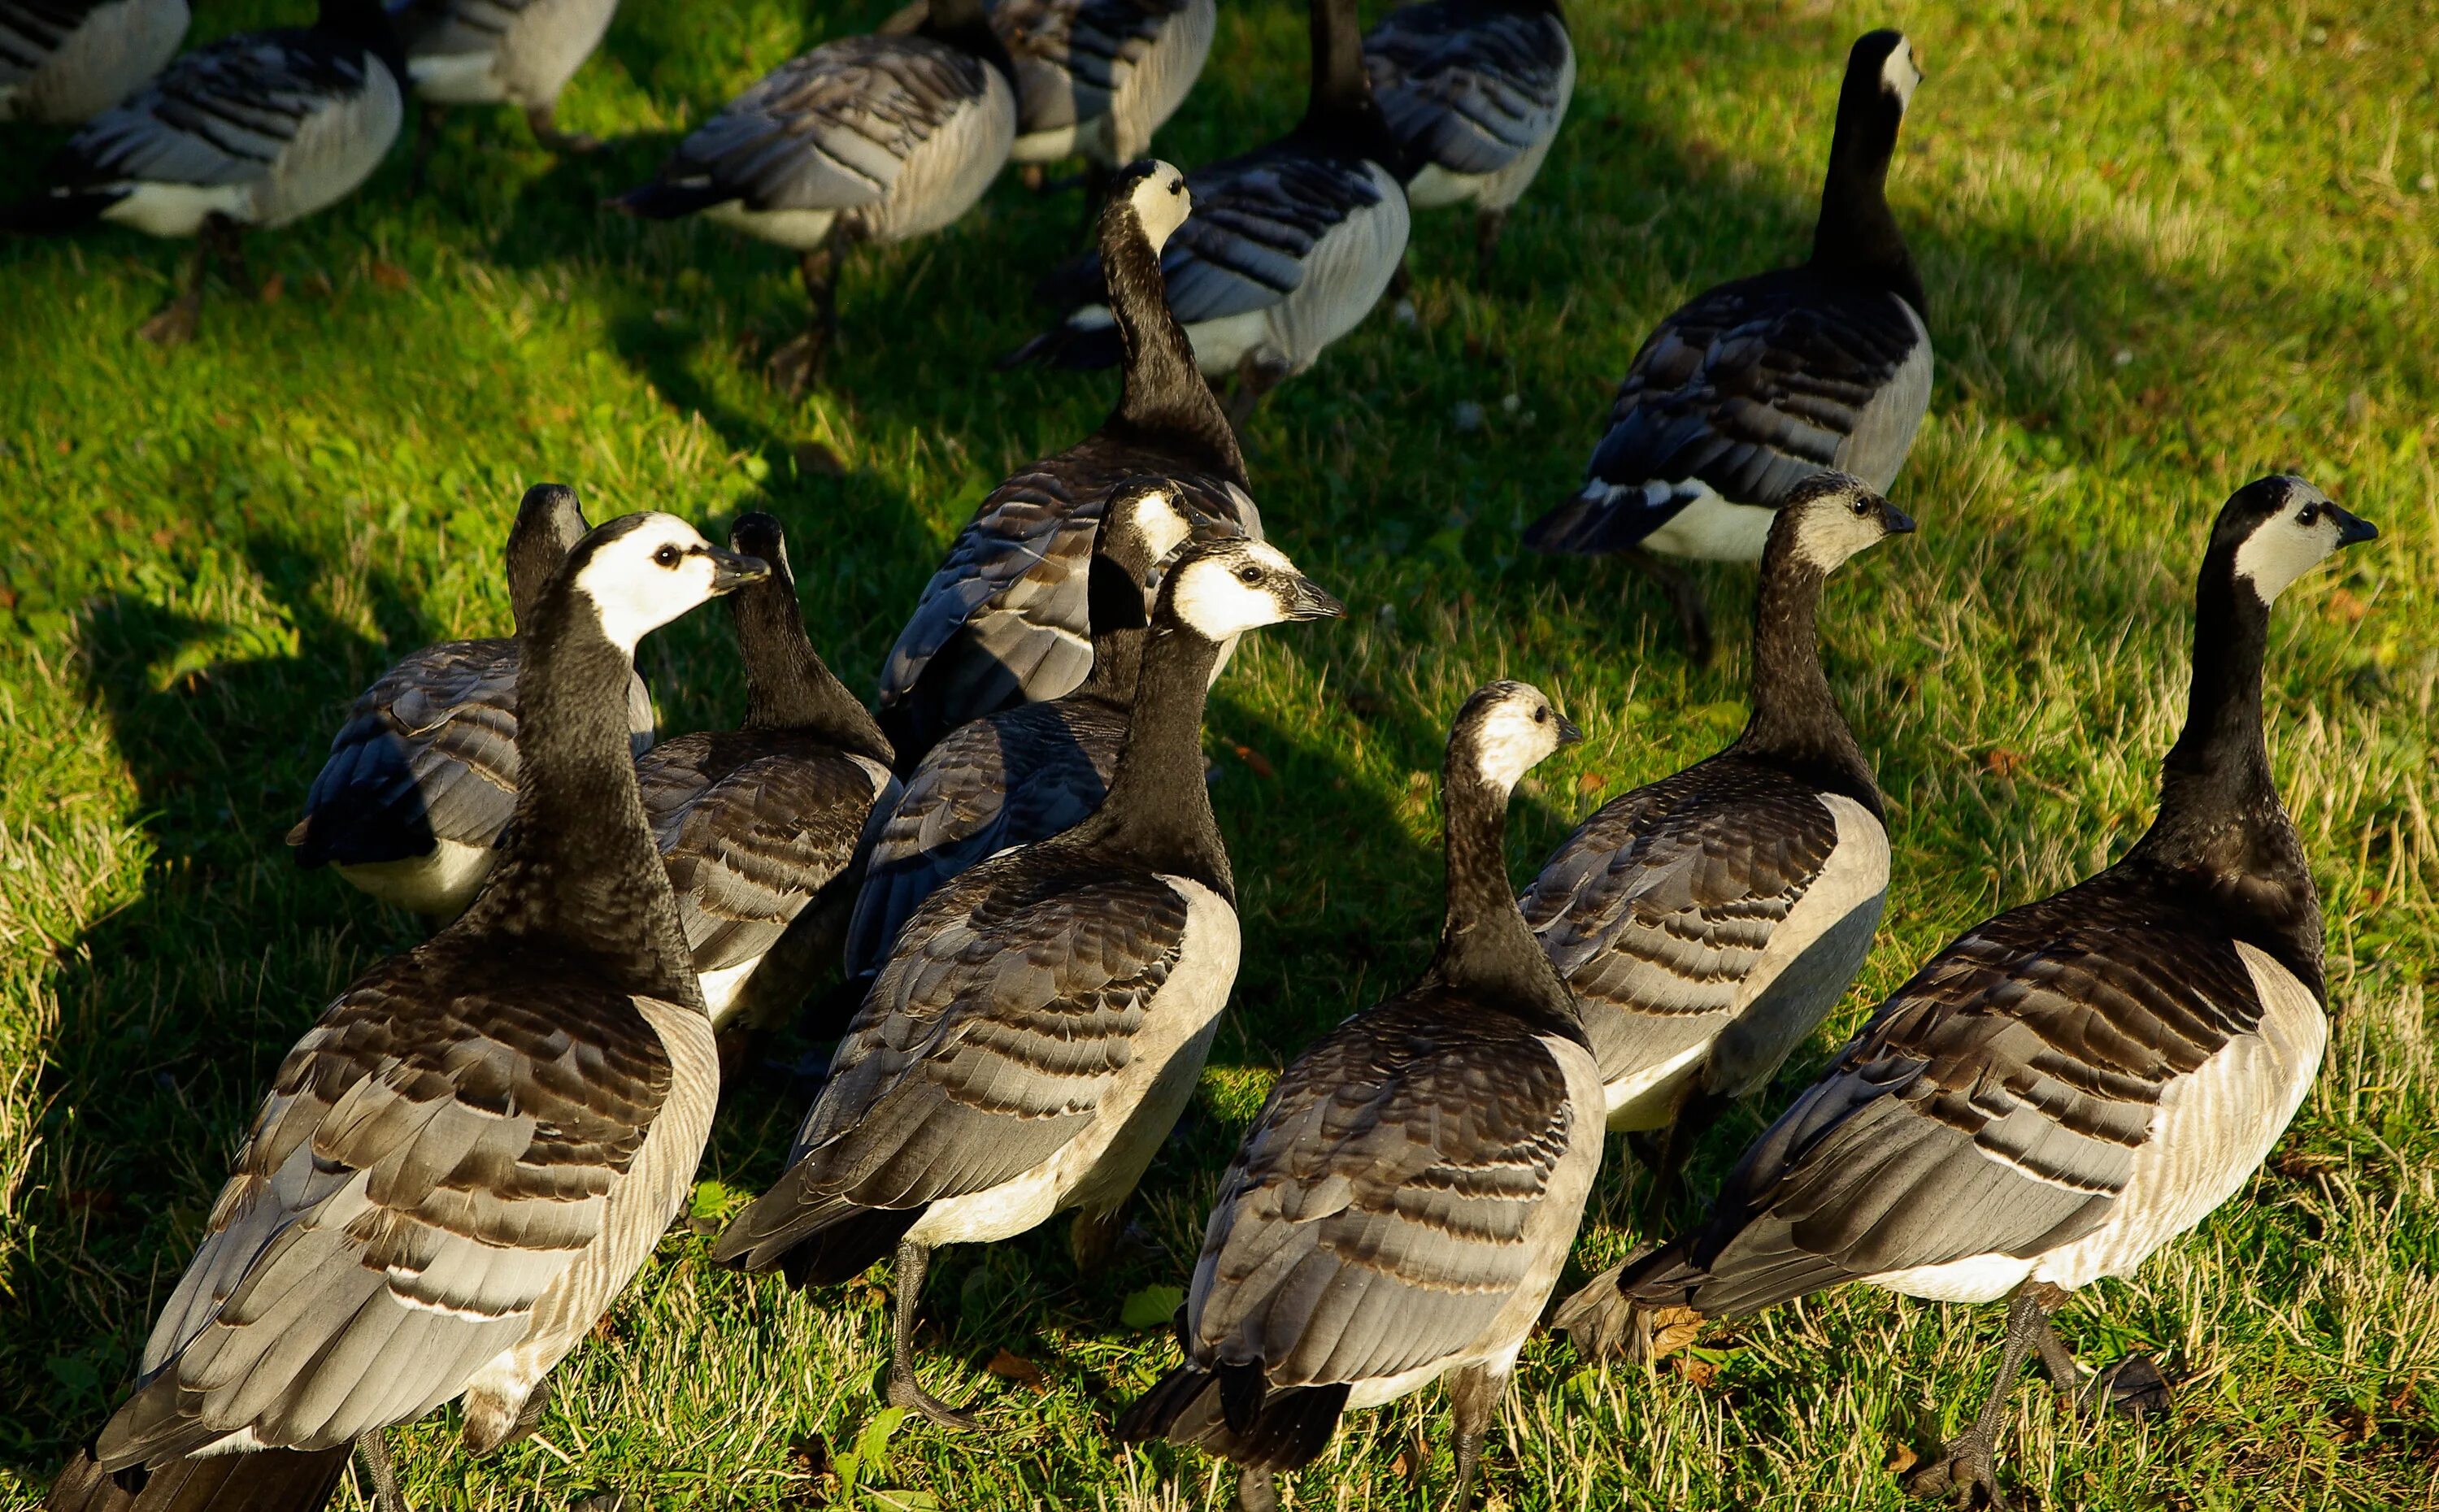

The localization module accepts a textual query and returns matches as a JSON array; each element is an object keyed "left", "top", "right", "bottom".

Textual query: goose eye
[
  {"left": 2298, "top": 504, "right": 2319, "bottom": 526},
  {"left": 1533, "top": 707, "right": 1550, "bottom": 723},
  {"left": 1235, "top": 564, "right": 1263, "bottom": 584},
  {"left": 653, "top": 544, "right": 683, "bottom": 568},
  {"left": 1850, "top": 497, "right": 1870, "bottom": 516}
]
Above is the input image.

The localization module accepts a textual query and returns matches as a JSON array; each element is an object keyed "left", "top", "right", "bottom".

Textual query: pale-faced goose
[
  {"left": 43, "top": 513, "right": 768, "bottom": 1512},
  {"left": 612, "top": 0, "right": 1016, "bottom": 394},
  {"left": 388, "top": 0, "right": 619, "bottom": 153},
  {"left": 1363, "top": 0, "right": 1572, "bottom": 281},
  {"left": 637, "top": 512, "right": 898, "bottom": 1041},
  {"left": 1519, "top": 472, "right": 1909, "bottom": 1211},
  {"left": 0, "top": 0, "right": 406, "bottom": 345},
  {"left": 289, "top": 484, "right": 655, "bottom": 921},
  {"left": 843, "top": 479, "right": 1203, "bottom": 987},
  {"left": 1558, "top": 477, "right": 2378, "bottom": 1507},
  {"left": 1011, "top": 0, "right": 1414, "bottom": 424},
  {"left": 1119, "top": 681, "right": 1597, "bottom": 1512},
  {"left": 0, "top": 0, "right": 188, "bottom": 123},
  {"left": 1524, "top": 29, "right": 1928, "bottom": 661},
  {"left": 712, "top": 528, "right": 1344, "bottom": 1430},
  {"left": 878, "top": 159, "right": 1256, "bottom": 761}
]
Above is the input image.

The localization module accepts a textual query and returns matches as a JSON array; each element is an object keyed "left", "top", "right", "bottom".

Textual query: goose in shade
[
  {"left": 1011, "top": 0, "right": 1413, "bottom": 424},
  {"left": 877, "top": 159, "right": 1255, "bottom": 762},
  {"left": 0, "top": 0, "right": 406, "bottom": 345},
  {"left": 1118, "top": 681, "right": 1598, "bottom": 1512},
  {"left": 994, "top": 0, "right": 1215, "bottom": 183},
  {"left": 844, "top": 480, "right": 1207, "bottom": 989},
  {"left": 1520, "top": 473, "right": 1908, "bottom": 1212},
  {"left": 289, "top": 483, "right": 655, "bottom": 921},
  {"left": 637, "top": 512, "right": 898, "bottom": 1043},
  {"left": 611, "top": 0, "right": 1015, "bottom": 394},
  {"left": 389, "top": 0, "right": 621, "bottom": 154},
  {"left": 41, "top": 515, "right": 767, "bottom": 1512},
  {"left": 712, "top": 534, "right": 1344, "bottom": 1431},
  {"left": 0, "top": 0, "right": 188, "bottom": 124},
  {"left": 1524, "top": 29, "right": 1928, "bottom": 661},
  {"left": 1556, "top": 477, "right": 2378, "bottom": 1509},
  {"left": 1363, "top": 0, "right": 1572, "bottom": 282}
]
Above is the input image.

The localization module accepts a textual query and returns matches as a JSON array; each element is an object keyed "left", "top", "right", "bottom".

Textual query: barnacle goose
[
  {"left": 1524, "top": 29, "right": 1928, "bottom": 661},
  {"left": 389, "top": 0, "right": 620, "bottom": 153},
  {"left": 43, "top": 514, "right": 767, "bottom": 1512},
  {"left": 0, "top": 0, "right": 406, "bottom": 345},
  {"left": 637, "top": 513, "right": 898, "bottom": 1040},
  {"left": 994, "top": 0, "right": 1214, "bottom": 177},
  {"left": 289, "top": 483, "right": 655, "bottom": 921},
  {"left": 1119, "top": 680, "right": 1597, "bottom": 1512},
  {"left": 1557, "top": 477, "right": 2378, "bottom": 1507},
  {"left": 1011, "top": 0, "right": 1414, "bottom": 423},
  {"left": 844, "top": 478, "right": 1205, "bottom": 988},
  {"left": 1362, "top": 0, "right": 1572, "bottom": 281},
  {"left": 1520, "top": 473, "right": 1910, "bottom": 1209},
  {"left": 712, "top": 528, "right": 1344, "bottom": 1430},
  {"left": 0, "top": 0, "right": 188, "bottom": 124},
  {"left": 612, "top": 0, "right": 1016, "bottom": 394},
  {"left": 876, "top": 159, "right": 1256, "bottom": 762}
]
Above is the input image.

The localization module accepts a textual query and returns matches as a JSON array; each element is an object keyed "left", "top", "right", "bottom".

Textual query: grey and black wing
[
  {"left": 289, "top": 641, "right": 523, "bottom": 868},
  {"left": 0, "top": 0, "right": 106, "bottom": 86},
  {"left": 1363, "top": 0, "right": 1571, "bottom": 179},
  {"left": 388, "top": 0, "right": 537, "bottom": 61},
  {"left": 996, "top": 0, "right": 1179, "bottom": 128},
  {"left": 50, "top": 26, "right": 380, "bottom": 190},
  {"left": 1619, "top": 879, "right": 2268, "bottom": 1319},
  {"left": 1157, "top": 146, "right": 1398, "bottom": 324},
  {"left": 714, "top": 862, "right": 1192, "bottom": 1268},
  {"left": 88, "top": 952, "right": 673, "bottom": 1468}
]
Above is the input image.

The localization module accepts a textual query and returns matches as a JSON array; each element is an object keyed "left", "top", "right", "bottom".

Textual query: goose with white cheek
[
  {"left": 877, "top": 160, "right": 1256, "bottom": 762},
  {"left": 1520, "top": 472, "right": 1908, "bottom": 1212},
  {"left": 389, "top": 0, "right": 620, "bottom": 154},
  {"left": 0, "top": 0, "right": 188, "bottom": 124},
  {"left": 846, "top": 480, "right": 1209, "bottom": 989},
  {"left": 1559, "top": 477, "right": 2377, "bottom": 1509},
  {"left": 1362, "top": 0, "right": 1572, "bottom": 282},
  {"left": 0, "top": 0, "right": 406, "bottom": 345},
  {"left": 714, "top": 536, "right": 1345, "bottom": 1431},
  {"left": 1524, "top": 30, "right": 1929, "bottom": 661},
  {"left": 288, "top": 483, "right": 655, "bottom": 922},
  {"left": 612, "top": 0, "right": 1015, "bottom": 394},
  {"left": 1119, "top": 681, "right": 1598, "bottom": 1512},
  {"left": 1011, "top": 0, "right": 1413, "bottom": 424},
  {"left": 42, "top": 515, "right": 767, "bottom": 1512},
  {"left": 637, "top": 513, "right": 898, "bottom": 1044}
]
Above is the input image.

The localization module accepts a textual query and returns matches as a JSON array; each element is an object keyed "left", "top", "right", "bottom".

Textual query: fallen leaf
[
  {"left": 1674, "top": 1353, "right": 1718, "bottom": 1388},
  {"left": 1577, "top": 771, "right": 1608, "bottom": 795},
  {"left": 1646, "top": 1305, "right": 1704, "bottom": 1360},
  {"left": 1885, "top": 1443, "right": 1919, "bottom": 1475},
  {"left": 369, "top": 259, "right": 411, "bottom": 291},
  {"left": 1390, "top": 1451, "right": 1413, "bottom": 1481},
  {"left": 259, "top": 272, "right": 285, "bottom": 305},
  {"left": 985, "top": 1349, "right": 1044, "bottom": 1386},
  {"left": 1233, "top": 745, "right": 1275, "bottom": 779},
  {"left": 2323, "top": 588, "right": 2369, "bottom": 624},
  {"left": 1980, "top": 748, "right": 2028, "bottom": 778}
]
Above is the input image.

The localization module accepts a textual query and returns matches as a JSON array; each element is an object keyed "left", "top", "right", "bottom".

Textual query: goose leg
[
  {"left": 524, "top": 102, "right": 601, "bottom": 154},
  {"left": 1632, "top": 1087, "right": 1724, "bottom": 1225},
  {"left": 410, "top": 103, "right": 440, "bottom": 196},
  {"left": 767, "top": 238, "right": 840, "bottom": 398},
  {"left": 1235, "top": 1467, "right": 1279, "bottom": 1512},
  {"left": 138, "top": 215, "right": 240, "bottom": 345},
  {"left": 1906, "top": 1282, "right": 2054, "bottom": 1510},
  {"left": 885, "top": 1238, "right": 981, "bottom": 1430},
  {"left": 1447, "top": 1362, "right": 1504, "bottom": 1510},
  {"left": 1224, "top": 354, "right": 1289, "bottom": 434},
  {"left": 354, "top": 1428, "right": 412, "bottom": 1512},
  {"left": 1623, "top": 549, "right": 1713, "bottom": 666},
  {"left": 1388, "top": 254, "right": 1414, "bottom": 302},
  {"left": 1473, "top": 207, "right": 1507, "bottom": 286}
]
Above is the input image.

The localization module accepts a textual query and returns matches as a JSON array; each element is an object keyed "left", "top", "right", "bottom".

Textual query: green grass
[{"left": 3, "top": 0, "right": 2435, "bottom": 1506}]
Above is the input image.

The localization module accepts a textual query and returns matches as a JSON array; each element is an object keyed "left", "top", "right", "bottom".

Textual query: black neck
[
  {"left": 1728, "top": 546, "right": 1880, "bottom": 813},
  {"left": 460, "top": 591, "right": 702, "bottom": 1006},
  {"left": 1431, "top": 763, "right": 1582, "bottom": 1040},
  {"left": 1102, "top": 204, "right": 1243, "bottom": 481},
  {"left": 1073, "top": 624, "right": 1147, "bottom": 705},
  {"left": 2125, "top": 566, "right": 2323, "bottom": 988},
  {"left": 1062, "top": 621, "right": 1231, "bottom": 898},
  {"left": 1298, "top": 0, "right": 1394, "bottom": 160},
  {"left": 730, "top": 569, "right": 892, "bottom": 762},
  {"left": 923, "top": 0, "right": 1015, "bottom": 80},
  {"left": 1810, "top": 80, "right": 1922, "bottom": 311},
  {"left": 505, "top": 538, "right": 563, "bottom": 636}
]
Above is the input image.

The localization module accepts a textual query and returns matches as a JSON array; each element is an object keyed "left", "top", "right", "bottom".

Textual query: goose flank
[
  {"left": 0, "top": 0, "right": 188, "bottom": 124},
  {"left": 388, "top": 0, "right": 620, "bottom": 153}
]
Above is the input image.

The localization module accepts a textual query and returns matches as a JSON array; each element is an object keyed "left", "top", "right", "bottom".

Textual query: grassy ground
[{"left": 3, "top": 0, "right": 2435, "bottom": 1506}]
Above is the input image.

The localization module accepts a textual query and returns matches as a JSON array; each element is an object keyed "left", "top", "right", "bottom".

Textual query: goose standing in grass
[
  {"left": 43, "top": 514, "right": 768, "bottom": 1512},
  {"left": 846, "top": 480, "right": 1202, "bottom": 988},
  {"left": 1519, "top": 472, "right": 1909, "bottom": 1213},
  {"left": 1011, "top": 0, "right": 1413, "bottom": 424},
  {"left": 877, "top": 159, "right": 1254, "bottom": 761},
  {"left": 611, "top": 0, "right": 1015, "bottom": 395},
  {"left": 388, "top": 0, "right": 618, "bottom": 154},
  {"left": 994, "top": 0, "right": 1215, "bottom": 187},
  {"left": 713, "top": 534, "right": 1344, "bottom": 1430},
  {"left": 0, "top": 0, "right": 406, "bottom": 345},
  {"left": 1120, "top": 680, "right": 1598, "bottom": 1512},
  {"left": 637, "top": 513, "right": 898, "bottom": 1043},
  {"left": 1558, "top": 477, "right": 2377, "bottom": 1508},
  {"left": 289, "top": 483, "right": 654, "bottom": 921},
  {"left": 1362, "top": 0, "right": 1572, "bottom": 283},
  {"left": 0, "top": 0, "right": 188, "bottom": 124},
  {"left": 1524, "top": 29, "right": 1928, "bottom": 662}
]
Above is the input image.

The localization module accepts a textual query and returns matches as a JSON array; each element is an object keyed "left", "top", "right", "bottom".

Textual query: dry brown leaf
[
  {"left": 1577, "top": 771, "right": 1608, "bottom": 795},
  {"left": 1233, "top": 745, "right": 1276, "bottom": 780},
  {"left": 1980, "top": 748, "right": 2028, "bottom": 778},
  {"left": 1674, "top": 1353, "right": 1718, "bottom": 1388},
  {"left": 2324, "top": 588, "right": 2369, "bottom": 624},
  {"left": 985, "top": 1349, "right": 1045, "bottom": 1386},
  {"left": 259, "top": 272, "right": 285, "bottom": 305},
  {"left": 1885, "top": 1443, "right": 1919, "bottom": 1475},
  {"left": 1647, "top": 1305, "right": 1704, "bottom": 1360},
  {"left": 369, "top": 259, "right": 412, "bottom": 291}
]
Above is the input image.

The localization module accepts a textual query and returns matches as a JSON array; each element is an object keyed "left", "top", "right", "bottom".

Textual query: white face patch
[
  {"left": 2233, "top": 494, "right": 2345, "bottom": 604},
  {"left": 1471, "top": 693, "right": 1563, "bottom": 792},
  {"left": 1790, "top": 492, "right": 1893, "bottom": 572},
  {"left": 572, "top": 513, "right": 728, "bottom": 654},
  {"left": 1128, "top": 160, "right": 1192, "bottom": 254},
  {"left": 1880, "top": 37, "right": 1922, "bottom": 110},
  {"left": 1111, "top": 487, "right": 1193, "bottom": 570},
  {"left": 1170, "top": 541, "right": 1300, "bottom": 640}
]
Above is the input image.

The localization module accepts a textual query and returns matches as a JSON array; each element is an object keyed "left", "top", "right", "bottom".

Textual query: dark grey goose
[
  {"left": 0, "top": 0, "right": 187, "bottom": 123},
  {"left": 1524, "top": 29, "right": 1929, "bottom": 661},
  {"left": 713, "top": 528, "right": 1344, "bottom": 1431},
  {"left": 1118, "top": 681, "right": 1598, "bottom": 1512},
  {"left": 288, "top": 484, "right": 653, "bottom": 921},
  {"left": 389, "top": 0, "right": 620, "bottom": 151},
  {"left": 1559, "top": 477, "right": 2378, "bottom": 1508},
  {"left": 43, "top": 512, "right": 769, "bottom": 1512},
  {"left": 993, "top": 0, "right": 1215, "bottom": 172}
]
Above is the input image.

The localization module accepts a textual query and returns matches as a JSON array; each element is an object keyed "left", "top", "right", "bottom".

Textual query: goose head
[
  {"left": 1087, "top": 479, "right": 1203, "bottom": 633},
  {"left": 567, "top": 512, "right": 769, "bottom": 654},
  {"left": 1451, "top": 679, "right": 1580, "bottom": 794},
  {"left": 1108, "top": 159, "right": 1192, "bottom": 258},
  {"left": 1159, "top": 537, "right": 1344, "bottom": 642},
  {"left": 1771, "top": 470, "right": 1917, "bottom": 575},
  {"left": 1850, "top": 29, "right": 1923, "bottom": 115},
  {"left": 506, "top": 482, "right": 592, "bottom": 630},
  {"left": 728, "top": 510, "right": 797, "bottom": 590},
  {"left": 2219, "top": 475, "right": 2378, "bottom": 606}
]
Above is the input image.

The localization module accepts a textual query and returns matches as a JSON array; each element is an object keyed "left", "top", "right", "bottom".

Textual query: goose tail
[
  {"left": 1521, "top": 479, "right": 1684, "bottom": 556},
  {"left": 1552, "top": 1240, "right": 1712, "bottom": 1365},
  {"left": 0, "top": 190, "right": 124, "bottom": 236},
  {"left": 45, "top": 1444, "right": 354, "bottom": 1512},
  {"left": 1115, "top": 1362, "right": 1350, "bottom": 1474}
]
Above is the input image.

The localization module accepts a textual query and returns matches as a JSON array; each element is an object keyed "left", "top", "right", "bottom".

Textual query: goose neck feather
[
  {"left": 505, "top": 484, "right": 588, "bottom": 632},
  {"left": 1102, "top": 196, "right": 1241, "bottom": 481},
  {"left": 1299, "top": 0, "right": 1406, "bottom": 171},
  {"left": 1728, "top": 537, "right": 1880, "bottom": 815},
  {"left": 1059, "top": 617, "right": 1231, "bottom": 900},
  {"left": 729, "top": 544, "right": 893, "bottom": 764},
  {"left": 1433, "top": 749, "right": 1582, "bottom": 1045},
  {"left": 1810, "top": 41, "right": 1921, "bottom": 315}
]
